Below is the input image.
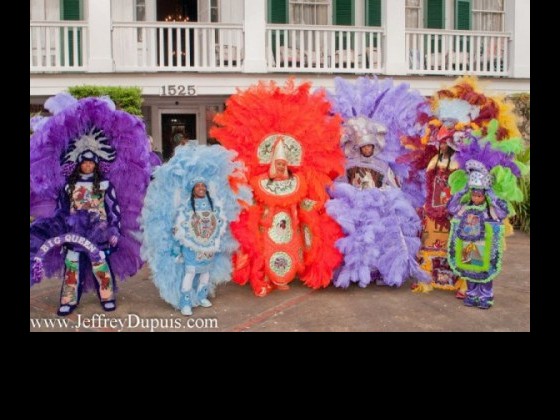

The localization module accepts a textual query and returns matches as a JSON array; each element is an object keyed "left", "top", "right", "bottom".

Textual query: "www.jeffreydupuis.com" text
[{"left": 30, "top": 313, "right": 219, "bottom": 332}]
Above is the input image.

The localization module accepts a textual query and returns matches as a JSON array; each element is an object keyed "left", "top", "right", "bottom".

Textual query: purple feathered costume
[
  {"left": 326, "top": 77, "right": 431, "bottom": 289},
  {"left": 30, "top": 94, "right": 152, "bottom": 302}
]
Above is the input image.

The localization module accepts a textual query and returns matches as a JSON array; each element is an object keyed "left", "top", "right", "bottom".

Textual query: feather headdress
[
  {"left": 328, "top": 76, "right": 430, "bottom": 207},
  {"left": 30, "top": 93, "right": 152, "bottom": 287}
]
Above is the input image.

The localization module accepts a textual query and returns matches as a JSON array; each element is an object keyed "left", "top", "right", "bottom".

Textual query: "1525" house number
[{"left": 160, "top": 85, "right": 197, "bottom": 96}]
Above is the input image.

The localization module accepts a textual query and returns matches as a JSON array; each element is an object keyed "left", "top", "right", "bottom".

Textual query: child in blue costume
[
  {"left": 173, "top": 178, "right": 226, "bottom": 315},
  {"left": 141, "top": 142, "right": 250, "bottom": 316}
]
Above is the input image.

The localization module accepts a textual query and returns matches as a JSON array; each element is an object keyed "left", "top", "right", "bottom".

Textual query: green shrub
[
  {"left": 510, "top": 147, "right": 530, "bottom": 232},
  {"left": 508, "top": 93, "right": 530, "bottom": 143},
  {"left": 506, "top": 93, "right": 530, "bottom": 233},
  {"left": 68, "top": 86, "right": 143, "bottom": 116}
]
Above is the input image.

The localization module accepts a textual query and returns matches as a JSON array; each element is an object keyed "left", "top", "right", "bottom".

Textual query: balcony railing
[
  {"left": 30, "top": 21, "right": 88, "bottom": 71},
  {"left": 30, "top": 21, "right": 516, "bottom": 78},
  {"left": 266, "top": 24, "right": 384, "bottom": 73},
  {"left": 405, "top": 29, "right": 511, "bottom": 76},
  {"left": 112, "top": 22, "right": 244, "bottom": 72}
]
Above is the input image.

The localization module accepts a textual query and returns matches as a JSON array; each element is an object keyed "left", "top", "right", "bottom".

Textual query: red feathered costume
[{"left": 210, "top": 80, "right": 344, "bottom": 297}]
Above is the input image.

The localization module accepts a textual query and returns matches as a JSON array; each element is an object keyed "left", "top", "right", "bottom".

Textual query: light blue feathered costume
[
  {"left": 141, "top": 142, "right": 251, "bottom": 313},
  {"left": 326, "top": 77, "right": 432, "bottom": 289}
]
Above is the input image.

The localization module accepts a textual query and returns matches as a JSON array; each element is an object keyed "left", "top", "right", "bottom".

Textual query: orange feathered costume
[{"left": 210, "top": 80, "right": 345, "bottom": 297}]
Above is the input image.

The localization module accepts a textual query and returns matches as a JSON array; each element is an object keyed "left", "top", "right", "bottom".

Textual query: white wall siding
[
  {"left": 220, "top": 0, "right": 244, "bottom": 24},
  {"left": 30, "top": 0, "right": 529, "bottom": 89}
]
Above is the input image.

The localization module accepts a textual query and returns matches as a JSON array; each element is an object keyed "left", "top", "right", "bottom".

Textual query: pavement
[{"left": 29, "top": 231, "right": 530, "bottom": 332}]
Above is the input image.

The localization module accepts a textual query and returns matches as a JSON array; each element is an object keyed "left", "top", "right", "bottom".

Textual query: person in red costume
[{"left": 211, "top": 80, "right": 345, "bottom": 297}]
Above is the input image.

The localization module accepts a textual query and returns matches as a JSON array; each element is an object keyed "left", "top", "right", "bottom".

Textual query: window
[
  {"left": 473, "top": 0, "right": 504, "bottom": 31},
  {"left": 135, "top": 0, "right": 146, "bottom": 42},
  {"left": 210, "top": 0, "right": 219, "bottom": 22},
  {"left": 135, "top": 0, "right": 146, "bottom": 21},
  {"left": 406, "top": 0, "right": 422, "bottom": 29},
  {"left": 289, "top": 0, "right": 330, "bottom": 25}
]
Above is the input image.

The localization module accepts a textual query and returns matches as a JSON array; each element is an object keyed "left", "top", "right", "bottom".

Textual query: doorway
[
  {"left": 157, "top": 0, "right": 198, "bottom": 21},
  {"left": 156, "top": 0, "right": 198, "bottom": 66},
  {"left": 161, "top": 113, "right": 197, "bottom": 161}
]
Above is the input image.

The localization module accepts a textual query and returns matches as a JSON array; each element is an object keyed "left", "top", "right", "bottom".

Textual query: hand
[{"left": 109, "top": 235, "right": 119, "bottom": 247}]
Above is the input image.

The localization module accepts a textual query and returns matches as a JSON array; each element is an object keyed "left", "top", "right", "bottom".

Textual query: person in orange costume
[{"left": 211, "top": 80, "right": 345, "bottom": 297}]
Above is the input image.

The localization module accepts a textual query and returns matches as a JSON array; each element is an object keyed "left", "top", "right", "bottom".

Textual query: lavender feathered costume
[
  {"left": 326, "top": 77, "right": 431, "bottom": 289},
  {"left": 30, "top": 93, "right": 151, "bottom": 313}
]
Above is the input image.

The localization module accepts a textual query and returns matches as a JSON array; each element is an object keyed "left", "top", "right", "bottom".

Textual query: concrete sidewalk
[{"left": 29, "top": 231, "right": 530, "bottom": 332}]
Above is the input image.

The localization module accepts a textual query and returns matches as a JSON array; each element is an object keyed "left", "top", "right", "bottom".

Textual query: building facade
[{"left": 30, "top": 0, "right": 530, "bottom": 159}]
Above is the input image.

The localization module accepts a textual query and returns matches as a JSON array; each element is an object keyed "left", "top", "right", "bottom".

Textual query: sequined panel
[
  {"left": 268, "top": 211, "right": 293, "bottom": 244},
  {"left": 257, "top": 134, "right": 303, "bottom": 165},
  {"left": 196, "top": 251, "right": 215, "bottom": 261},
  {"left": 300, "top": 199, "right": 316, "bottom": 211},
  {"left": 188, "top": 211, "right": 218, "bottom": 245},
  {"left": 259, "top": 177, "right": 298, "bottom": 195},
  {"left": 431, "top": 173, "right": 451, "bottom": 207},
  {"left": 303, "top": 224, "right": 312, "bottom": 249},
  {"left": 269, "top": 252, "right": 292, "bottom": 277},
  {"left": 70, "top": 185, "right": 107, "bottom": 220}
]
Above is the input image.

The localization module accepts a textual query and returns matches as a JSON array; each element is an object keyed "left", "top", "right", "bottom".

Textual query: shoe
[
  {"left": 477, "top": 298, "right": 494, "bottom": 309},
  {"left": 199, "top": 298, "right": 212, "bottom": 308},
  {"left": 57, "top": 303, "right": 78, "bottom": 317},
  {"left": 100, "top": 300, "right": 116, "bottom": 312},
  {"left": 275, "top": 284, "right": 290, "bottom": 291},
  {"left": 463, "top": 296, "right": 478, "bottom": 307},
  {"left": 197, "top": 284, "right": 211, "bottom": 306},
  {"left": 254, "top": 284, "right": 272, "bottom": 297},
  {"left": 179, "top": 291, "right": 193, "bottom": 316}
]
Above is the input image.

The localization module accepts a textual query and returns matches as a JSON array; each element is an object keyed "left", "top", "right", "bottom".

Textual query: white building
[{"left": 30, "top": 0, "right": 530, "bottom": 159}]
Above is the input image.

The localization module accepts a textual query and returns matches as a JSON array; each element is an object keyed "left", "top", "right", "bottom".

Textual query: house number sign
[{"left": 161, "top": 85, "right": 197, "bottom": 96}]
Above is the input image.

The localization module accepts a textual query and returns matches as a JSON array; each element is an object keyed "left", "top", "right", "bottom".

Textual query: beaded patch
[
  {"left": 269, "top": 251, "right": 292, "bottom": 277},
  {"left": 188, "top": 211, "right": 219, "bottom": 245},
  {"left": 302, "top": 224, "right": 312, "bottom": 249},
  {"left": 259, "top": 177, "right": 298, "bottom": 196},
  {"left": 300, "top": 199, "right": 316, "bottom": 211},
  {"left": 257, "top": 134, "right": 303, "bottom": 166},
  {"left": 268, "top": 212, "right": 293, "bottom": 244}
]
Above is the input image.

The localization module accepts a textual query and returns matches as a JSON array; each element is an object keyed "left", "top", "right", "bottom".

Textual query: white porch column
[
  {"left": 243, "top": 0, "right": 267, "bottom": 72},
  {"left": 506, "top": 0, "right": 530, "bottom": 78},
  {"left": 445, "top": 0, "right": 454, "bottom": 30},
  {"left": 355, "top": 0, "right": 365, "bottom": 26},
  {"left": 87, "top": 0, "right": 114, "bottom": 72},
  {"left": 383, "top": 0, "right": 407, "bottom": 75}
]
